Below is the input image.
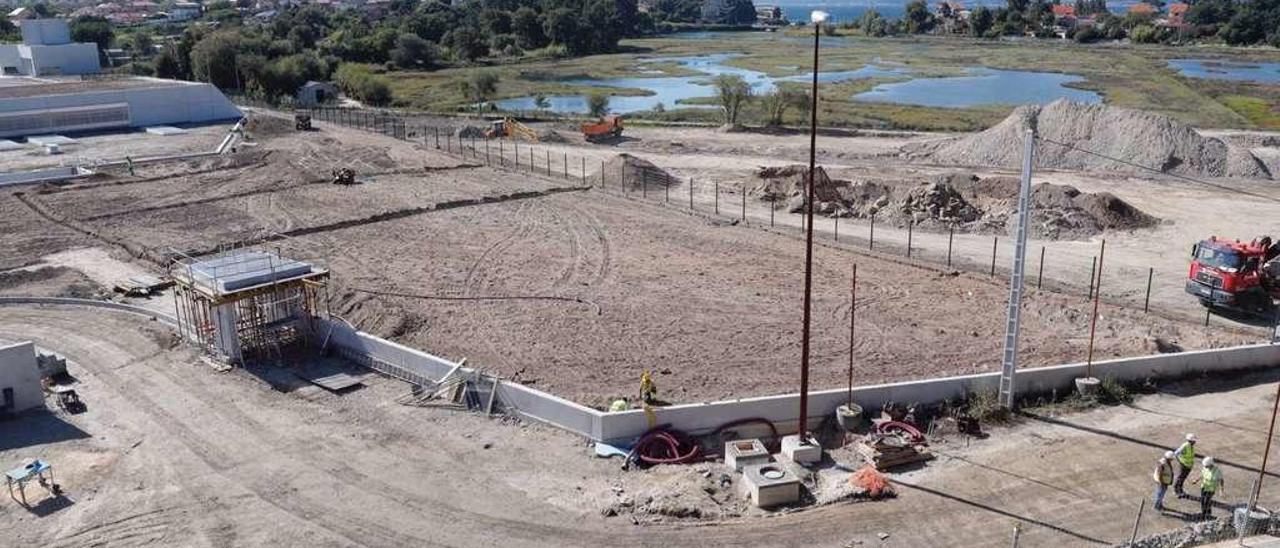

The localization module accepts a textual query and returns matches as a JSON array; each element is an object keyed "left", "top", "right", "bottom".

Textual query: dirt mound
[
  {"left": 598, "top": 154, "right": 676, "bottom": 188},
  {"left": 748, "top": 165, "right": 841, "bottom": 212},
  {"left": 455, "top": 125, "right": 487, "bottom": 138},
  {"left": 908, "top": 100, "right": 1272, "bottom": 180},
  {"left": 773, "top": 170, "right": 1157, "bottom": 240},
  {"left": 538, "top": 129, "right": 567, "bottom": 143},
  {"left": 243, "top": 113, "right": 295, "bottom": 139}
]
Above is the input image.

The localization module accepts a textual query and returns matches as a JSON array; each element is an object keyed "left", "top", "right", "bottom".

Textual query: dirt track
[{"left": 3, "top": 305, "right": 1280, "bottom": 547}]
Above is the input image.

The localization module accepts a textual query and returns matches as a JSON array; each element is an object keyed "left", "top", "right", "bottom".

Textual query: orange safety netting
[{"left": 849, "top": 465, "right": 895, "bottom": 498}]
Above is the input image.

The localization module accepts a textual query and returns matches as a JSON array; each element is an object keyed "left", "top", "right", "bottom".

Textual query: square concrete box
[
  {"left": 740, "top": 462, "right": 801, "bottom": 508},
  {"left": 725, "top": 439, "right": 771, "bottom": 471},
  {"left": 780, "top": 433, "right": 822, "bottom": 464}
]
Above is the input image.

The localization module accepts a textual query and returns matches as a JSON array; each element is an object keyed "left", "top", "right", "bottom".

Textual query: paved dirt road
[{"left": 4, "top": 305, "right": 1280, "bottom": 547}]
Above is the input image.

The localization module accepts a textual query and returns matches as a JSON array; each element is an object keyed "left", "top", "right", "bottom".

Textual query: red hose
[
  {"left": 631, "top": 426, "right": 702, "bottom": 466},
  {"left": 876, "top": 420, "right": 926, "bottom": 444}
]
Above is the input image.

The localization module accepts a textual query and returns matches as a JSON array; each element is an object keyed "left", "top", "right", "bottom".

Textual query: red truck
[{"left": 1186, "top": 236, "right": 1280, "bottom": 313}]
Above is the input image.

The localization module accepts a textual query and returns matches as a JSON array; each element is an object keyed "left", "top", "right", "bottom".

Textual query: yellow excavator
[{"left": 484, "top": 117, "right": 539, "bottom": 142}]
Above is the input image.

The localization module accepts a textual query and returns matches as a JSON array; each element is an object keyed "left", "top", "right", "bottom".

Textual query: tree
[
  {"left": 1128, "top": 23, "right": 1165, "bottom": 43},
  {"left": 481, "top": 9, "right": 513, "bottom": 35},
  {"left": 1185, "top": 0, "right": 1234, "bottom": 26},
  {"left": 713, "top": 74, "right": 752, "bottom": 127},
  {"left": 512, "top": 7, "right": 548, "bottom": 49},
  {"left": 154, "top": 47, "right": 183, "bottom": 79},
  {"left": 443, "top": 26, "right": 488, "bottom": 61},
  {"left": 543, "top": 8, "right": 581, "bottom": 53},
  {"left": 459, "top": 71, "right": 500, "bottom": 113},
  {"left": 533, "top": 93, "right": 550, "bottom": 112},
  {"left": 969, "top": 6, "right": 995, "bottom": 36},
  {"left": 904, "top": 0, "right": 936, "bottom": 34},
  {"left": 586, "top": 92, "right": 609, "bottom": 117},
  {"left": 760, "top": 88, "right": 807, "bottom": 126},
  {"left": 390, "top": 33, "right": 436, "bottom": 69},
  {"left": 857, "top": 10, "right": 890, "bottom": 37},
  {"left": 70, "top": 16, "right": 113, "bottom": 62},
  {"left": 190, "top": 32, "right": 241, "bottom": 90},
  {"left": 125, "top": 32, "right": 154, "bottom": 56}
]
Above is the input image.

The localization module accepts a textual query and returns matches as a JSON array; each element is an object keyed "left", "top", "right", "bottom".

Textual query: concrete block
[
  {"left": 724, "top": 439, "right": 770, "bottom": 471},
  {"left": 740, "top": 462, "right": 801, "bottom": 508},
  {"left": 780, "top": 433, "right": 822, "bottom": 464}
]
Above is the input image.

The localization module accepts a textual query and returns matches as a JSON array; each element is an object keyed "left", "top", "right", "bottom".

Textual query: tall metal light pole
[{"left": 796, "top": 10, "right": 827, "bottom": 444}]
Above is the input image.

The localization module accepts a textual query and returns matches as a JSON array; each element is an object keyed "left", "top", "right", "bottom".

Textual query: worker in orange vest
[{"left": 1152, "top": 451, "right": 1174, "bottom": 511}]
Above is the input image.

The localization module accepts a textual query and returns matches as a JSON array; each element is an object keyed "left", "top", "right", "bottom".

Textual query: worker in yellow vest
[
  {"left": 1152, "top": 451, "right": 1174, "bottom": 511},
  {"left": 1191, "top": 456, "right": 1224, "bottom": 519},
  {"left": 1173, "top": 433, "right": 1197, "bottom": 497}
]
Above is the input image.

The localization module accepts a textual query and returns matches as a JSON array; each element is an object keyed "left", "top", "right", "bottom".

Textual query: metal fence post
[
  {"left": 741, "top": 187, "right": 746, "bottom": 222},
  {"left": 642, "top": 168, "right": 648, "bottom": 198},
  {"left": 947, "top": 225, "right": 954, "bottom": 267},
  {"left": 1038, "top": 246, "right": 1046, "bottom": 289},
  {"left": 990, "top": 237, "right": 998, "bottom": 277},
  {"left": 1128, "top": 498, "right": 1145, "bottom": 544},
  {"left": 563, "top": 153, "right": 568, "bottom": 179},
  {"left": 581, "top": 157, "right": 586, "bottom": 184},
  {"left": 1144, "top": 267, "right": 1154, "bottom": 313},
  {"left": 689, "top": 177, "right": 694, "bottom": 210},
  {"left": 434, "top": 127, "right": 439, "bottom": 149},
  {"left": 834, "top": 215, "right": 839, "bottom": 241},
  {"left": 869, "top": 213, "right": 876, "bottom": 250},
  {"left": 1088, "top": 256, "right": 1097, "bottom": 300},
  {"left": 714, "top": 181, "right": 719, "bottom": 214},
  {"left": 770, "top": 197, "right": 775, "bottom": 226},
  {"left": 907, "top": 219, "right": 914, "bottom": 258},
  {"left": 665, "top": 175, "right": 670, "bottom": 202}
]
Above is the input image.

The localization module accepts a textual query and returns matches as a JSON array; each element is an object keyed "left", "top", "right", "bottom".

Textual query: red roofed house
[
  {"left": 1051, "top": 4, "right": 1076, "bottom": 17},
  {"left": 1129, "top": 2, "right": 1157, "bottom": 15},
  {"left": 1164, "top": 2, "right": 1190, "bottom": 27}
]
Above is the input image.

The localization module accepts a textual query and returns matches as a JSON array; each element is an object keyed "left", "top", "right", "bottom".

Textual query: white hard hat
[
  {"left": 1187, "top": 433, "right": 1198, "bottom": 442},
  {"left": 1204, "top": 457, "right": 1216, "bottom": 467},
  {"left": 1163, "top": 451, "right": 1174, "bottom": 460}
]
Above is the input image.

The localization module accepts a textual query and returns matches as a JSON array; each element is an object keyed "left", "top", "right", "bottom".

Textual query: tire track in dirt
[
  {"left": 130, "top": 328, "right": 598, "bottom": 546},
  {"left": 462, "top": 200, "right": 536, "bottom": 296},
  {"left": 51, "top": 342, "right": 444, "bottom": 548}
]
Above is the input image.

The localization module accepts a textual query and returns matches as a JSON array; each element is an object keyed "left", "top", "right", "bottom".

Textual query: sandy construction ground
[
  {"left": 0, "top": 113, "right": 1259, "bottom": 406},
  {"left": 1, "top": 305, "right": 1279, "bottom": 547}
]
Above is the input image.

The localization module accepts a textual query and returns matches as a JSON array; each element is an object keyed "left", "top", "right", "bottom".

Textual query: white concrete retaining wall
[
  {"left": 598, "top": 343, "right": 1280, "bottom": 443},
  {"left": 312, "top": 313, "right": 1280, "bottom": 445},
  {"left": 315, "top": 317, "right": 603, "bottom": 438}
]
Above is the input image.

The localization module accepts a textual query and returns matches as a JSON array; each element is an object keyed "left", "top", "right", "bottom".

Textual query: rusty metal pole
[
  {"left": 797, "top": 16, "right": 822, "bottom": 443},
  {"left": 1085, "top": 239, "right": 1106, "bottom": 379},
  {"left": 847, "top": 262, "right": 856, "bottom": 407},
  {"left": 1144, "top": 267, "right": 1153, "bottom": 313},
  {"left": 1250, "top": 382, "right": 1280, "bottom": 507}
]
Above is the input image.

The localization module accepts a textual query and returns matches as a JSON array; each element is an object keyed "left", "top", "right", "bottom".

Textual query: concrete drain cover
[{"left": 762, "top": 469, "right": 785, "bottom": 480}]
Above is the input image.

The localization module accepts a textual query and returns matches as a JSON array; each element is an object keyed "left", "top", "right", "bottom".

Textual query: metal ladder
[{"left": 999, "top": 129, "right": 1036, "bottom": 408}]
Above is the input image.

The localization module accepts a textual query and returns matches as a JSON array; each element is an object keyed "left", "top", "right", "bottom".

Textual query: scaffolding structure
[{"left": 170, "top": 249, "right": 329, "bottom": 365}]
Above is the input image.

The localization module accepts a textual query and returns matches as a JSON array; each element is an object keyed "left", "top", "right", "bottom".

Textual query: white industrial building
[
  {"left": 0, "top": 19, "right": 101, "bottom": 77},
  {"left": 0, "top": 341, "right": 44, "bottom": 417},
  {"left": 0, "top": 76, "right": 243, "bottom": 139}
]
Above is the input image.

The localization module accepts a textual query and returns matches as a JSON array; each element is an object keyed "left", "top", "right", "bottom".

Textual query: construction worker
[
  {"left": 1173, "top": 433, "right": 1197, "bottom": 497},
  {"left": 1152, "top": 451, "right": 1174, "bottom": 511},
  {"left": 1191, "top": 456, "right": 1224, "bottom": 519}
]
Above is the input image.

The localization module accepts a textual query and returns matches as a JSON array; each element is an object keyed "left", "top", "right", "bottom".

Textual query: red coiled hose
[
  {"left": 876, "top": 420, "right": 926, "bottom": 444},
  {"left": 631, "top": 426, "right": 702, "bottom": 466}
]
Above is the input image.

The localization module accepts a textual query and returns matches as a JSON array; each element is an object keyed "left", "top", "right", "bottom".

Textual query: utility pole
[{"left": 998, "top": 129, "right": 1035, "bottom": 409}]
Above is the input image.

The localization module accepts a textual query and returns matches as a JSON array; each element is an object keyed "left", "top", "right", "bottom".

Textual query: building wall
[
  {"left": 0, "top": 341, "right": 45, "bottom": 415},
  {"left": 21, "top": 43, "right": 101, "bottom": 76},
  {"left": 19, "top": 19, "right": 72, "bottom": 46},
  {"left": 0, "top": 46, "right": 22, "bottom": 75},
  {"left": 0, "top": 79, "right": 242, "bottom": 138}
]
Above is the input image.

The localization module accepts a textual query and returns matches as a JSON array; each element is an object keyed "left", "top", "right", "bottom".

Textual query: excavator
[
  {"left": 1186, "top": 235, "right": 1280, "bottom": 315},
  {"left": 484, "top": 117, "right": 539, "bottom": 141}
]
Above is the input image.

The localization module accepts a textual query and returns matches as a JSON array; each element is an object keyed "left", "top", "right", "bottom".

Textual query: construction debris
[
  {"left": 855, "top": 434, "right": 934, "bottom": 471},
  {"left": 331, "top": 167, "right": 357, "bottom": 185}
]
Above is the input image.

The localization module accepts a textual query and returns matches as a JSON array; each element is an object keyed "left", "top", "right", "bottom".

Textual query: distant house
[
  {"left": 170, "top": 2, "right": 203, "bottom": 22},
  {"left": 1162, "top": 2, "right": 1190, "bottom": 27},
  {"left": 700, "top": 0, "right": 754, "bottom": 25},
  {"left": 297, "top": 81, "right": 338, "bottom": 107},
  {"left": 755, "top": 5, "right": 784, "bottom": 24},
  {"left": 7, "top": 7, "right": 36, "bottom": 22},
  {"left": 1128, "top": 2, "right": 1157, "bottom": 16}
]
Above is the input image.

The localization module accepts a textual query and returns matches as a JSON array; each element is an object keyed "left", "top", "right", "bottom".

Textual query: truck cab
[{"left": 1186, "top": 236, "right": 1277, "bottom": 312}]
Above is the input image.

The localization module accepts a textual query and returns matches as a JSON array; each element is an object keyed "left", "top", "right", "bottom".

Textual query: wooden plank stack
[{"left": 855, "top": 435, "right": 934, "bottom": 471}]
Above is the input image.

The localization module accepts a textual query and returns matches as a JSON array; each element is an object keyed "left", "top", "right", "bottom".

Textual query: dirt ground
[
  {"left": 3, "top": 305, "right": 1280, "bottom": 547},
  {"left": 0, "top": 113, "right": 1262, "bottom": 406}
]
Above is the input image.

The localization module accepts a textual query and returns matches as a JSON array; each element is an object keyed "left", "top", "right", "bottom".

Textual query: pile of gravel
[{"left": 907, "top": 100, "right": 1272, "bottom": 180}]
